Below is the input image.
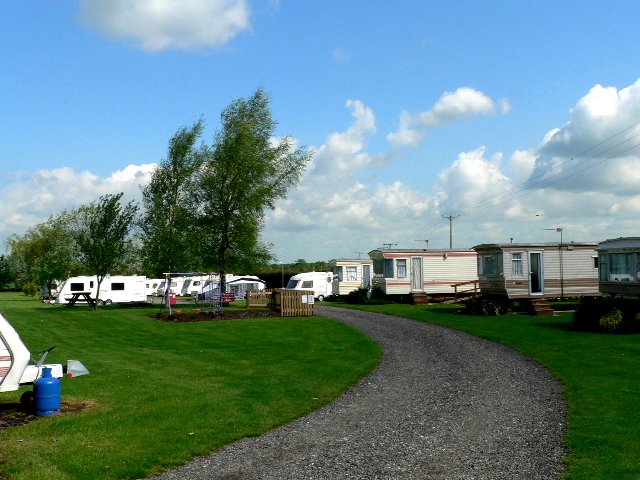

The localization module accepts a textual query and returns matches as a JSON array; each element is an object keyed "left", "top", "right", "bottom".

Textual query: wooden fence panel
[
  {"left": 246, "top": 289, "right": 275, "bottom": 308},
  {"left": 275, "top": 289, "right": 315, "bottom": 317},
  {"left": 247, "top": 289, "right": 315, "bottom": 316}
]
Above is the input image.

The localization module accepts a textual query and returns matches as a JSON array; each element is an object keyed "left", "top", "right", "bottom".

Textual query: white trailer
[
  {"left": 145, "top": 278, "right": 164, "bottom": 297},
  {"left": 285, "top": 271, "right": 334, "bottom": 301},
  {"left": 55, "top": 275, "right": 147, "bottom": 305},
  {"left": 155, "top": 276, "right": 189, "bottom": 296},
  {"left": 181, "top": 275, "right": 211, "bottom": 297},
  {"left": 0, "top": 313, "right": 64, "bottom": 392}
]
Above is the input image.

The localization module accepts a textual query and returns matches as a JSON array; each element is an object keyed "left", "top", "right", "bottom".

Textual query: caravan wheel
[
  {"left": 317, "top": 295, "right": 325, "bottom": 301},
  {"left": 99, "top": 299, "right": 113, "bottom": 306}
]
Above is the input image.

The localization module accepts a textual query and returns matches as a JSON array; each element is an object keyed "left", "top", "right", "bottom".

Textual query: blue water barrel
[{"left": 34, "top": 367, "right": 61, "bottom": 416}]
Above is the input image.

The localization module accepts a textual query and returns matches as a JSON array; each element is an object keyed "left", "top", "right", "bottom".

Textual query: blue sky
[{"left": 2, "top": 1, "right": 640, "bottom": 263}]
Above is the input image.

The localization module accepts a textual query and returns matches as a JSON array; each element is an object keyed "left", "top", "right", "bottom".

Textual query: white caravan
[
  {"left": 55, "top": 275, "right": 147, "bottom": 305},
  {"left": 181, "top": 275, "right": 212, "bottom": 297},
  {"left": 145, "top": 278, "right": 164, "bottom": 297},
  {"left": 285, "top": 271, "right": 334, "bottom": 301},
  {"left": 0, "top": 312, "right": 64, "bottom": 392},
  {"left": 155, "top": 276, "right": 188, "bottom": 296},
  {"left": 198, "top": 274, "right": 264, "bottom": 300}
]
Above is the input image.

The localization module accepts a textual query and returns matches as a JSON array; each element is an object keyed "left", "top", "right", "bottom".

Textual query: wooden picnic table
[{"left": 66, "top": 292, "right": 96, "bottom": 307}]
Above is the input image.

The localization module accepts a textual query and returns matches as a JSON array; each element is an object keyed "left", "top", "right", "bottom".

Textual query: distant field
[{"left": 0, "top": 293, "right": 380, "bottom": 480}]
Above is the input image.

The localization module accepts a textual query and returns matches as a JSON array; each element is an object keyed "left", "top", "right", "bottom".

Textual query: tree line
[{"left": 3, "top": 88, "right": 312, "bottom": 306}]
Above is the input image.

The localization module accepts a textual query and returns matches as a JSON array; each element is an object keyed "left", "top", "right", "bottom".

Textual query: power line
[{"left": 458, "top": 120, "right": 640, "bottom": 216}]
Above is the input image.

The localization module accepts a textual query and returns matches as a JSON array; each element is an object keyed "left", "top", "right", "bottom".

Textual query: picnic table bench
[{"left": 66, "top": 292, "right": 96, "bottom": 307}]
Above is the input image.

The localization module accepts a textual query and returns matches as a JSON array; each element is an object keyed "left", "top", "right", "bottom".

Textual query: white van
[
  {"left": 285, "top": 271, "right": 333, "bottom": 301},
  {"left": 55, "top": 275, "right": 147, "bottom": 305}
]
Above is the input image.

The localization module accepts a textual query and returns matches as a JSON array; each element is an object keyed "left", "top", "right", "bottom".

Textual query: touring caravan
[
  {"left": 55, "top": 275, "right": 147, "bottom": 305},
  {"left": 286, "top": 271, "right": 333, "bottom": 301},
  {"left": 181, "top": 275, "right": 212, "bottom": 297},
  {"left": 155, "top": 276, "right": 188, "bottom": 296},
  {"left": 329, "top": 258, "right": 373, "bottom": 296},
  {"left": 198, "top": 274, "right": 264, "bottom": 300},
  {"left": 145, "top": 278, "right": 164, "bottom": 297}
]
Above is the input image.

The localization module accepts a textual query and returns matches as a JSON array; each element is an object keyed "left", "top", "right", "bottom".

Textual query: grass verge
[
  {"left": 0, "top": 293, "right": 380, "bottom": 480},
  {"left": 331, "top": 301, "right": 640, "bottom": 480}
]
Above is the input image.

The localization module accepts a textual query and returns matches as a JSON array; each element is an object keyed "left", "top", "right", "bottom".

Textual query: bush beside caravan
[{"left": 285, "top": 271, "right": 333, "bottom": 301}]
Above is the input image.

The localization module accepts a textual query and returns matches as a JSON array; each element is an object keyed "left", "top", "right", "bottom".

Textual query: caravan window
[
  {"left": 301, "top": 280, "right": 313, "bottom": 288},
  {"left": 70, "top": 283, "right": 85, "bottom": 292},
  {"left": 396, "top": 259, "right": 407, "bottom": 278},
  {"left": 479, "top": 253, "right": 502, "bottom": 276},
  {"left": 111, "top": 283, "right": 125, "bottom": 291},
  {"left": 346, "top": 266, "right": 357, "bottom": 281},
  {"left": 384, "top": 259, "right": 394, "bottom": 278},
  {"left": 511, "top": 253, "right": 523, "bottom": 276}
]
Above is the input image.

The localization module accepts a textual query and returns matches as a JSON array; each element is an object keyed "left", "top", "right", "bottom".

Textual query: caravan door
[
  {"left": 529, "top": 251, "right": 544, "bottom": 295},
  {"left": 410, "top": 257, "right": 424, "bottom": 291}
]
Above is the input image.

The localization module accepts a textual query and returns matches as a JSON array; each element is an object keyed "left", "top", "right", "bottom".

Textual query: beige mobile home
[
  {"left": 329, "top": 258, "right": 373, "bottom": 296},
  {"left": 597, "top": 237, "right": 640, "bottom": 298},
  {"left": 368, "top": 248, "right": 478, "bottom": 302},
  {"left": 473, "top": 242, "right": 599, "bottom": 299}
]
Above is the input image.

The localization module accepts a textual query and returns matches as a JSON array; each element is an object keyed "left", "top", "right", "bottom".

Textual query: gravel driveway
[{"left": 148, "top": 306, "right": 566, "bottom": 479}]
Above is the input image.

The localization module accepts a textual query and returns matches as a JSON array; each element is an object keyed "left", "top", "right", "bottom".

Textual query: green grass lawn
[
  {"left": 0, "top": 293, "right": 380, "bottom": 480},
  {"left": 335, "top": 301, "right": 640, "bottom": 480}
]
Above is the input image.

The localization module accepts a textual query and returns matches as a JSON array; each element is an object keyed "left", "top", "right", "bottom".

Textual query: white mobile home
[
  {"left": 55, "top": 275, "right": 147, "bottom": 305},
  {"left": 474, "top": 242, "right": 599, "bottom": 299},
  {"left": 286, "top": 271, "right": 333, "bottom": 301},
  {"left": 597, "top": 237, "right": 640, "bottom": 298},
  {"left": 329, "top": 258, "right": 373, "bottom": 296},
  {"left": 369, "top": 248, "right": 478, "bottom": 301}
]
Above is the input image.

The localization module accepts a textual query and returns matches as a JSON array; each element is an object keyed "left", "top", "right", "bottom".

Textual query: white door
[{"left": 411, "top": 257, "right": 424, "bottom": 291}]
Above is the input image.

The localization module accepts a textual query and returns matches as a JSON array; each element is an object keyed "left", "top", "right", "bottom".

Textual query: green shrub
[
  {"left": 599, "top": 308, "right": 623, "bottom": 333},
  {"left": 344, "top": 288, "right": 369, "bottom": 304},
  {"left": 21, "top": 281, "right": 39, "bottom": 297},
  {"left": 573, "top": 296, "right": 639, "bottom": 333},
  {"left": 462, "top": 294, "right": 513, "bottom": 316}
]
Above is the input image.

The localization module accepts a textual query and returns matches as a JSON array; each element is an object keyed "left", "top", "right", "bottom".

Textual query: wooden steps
[
  {"left": 529, "top": 298, "right": 554, "bottom": 316},
  {"left": 410, "top": 292, "right": 429, "bottom": 305}
]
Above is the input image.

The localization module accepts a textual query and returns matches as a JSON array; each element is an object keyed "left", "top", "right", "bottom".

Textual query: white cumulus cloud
[
  {"left": 387, "top": 87, "right": 511, "bottom": 147},
  {"left": 77, "top": 0, "right": 251, "bottom": 51}
]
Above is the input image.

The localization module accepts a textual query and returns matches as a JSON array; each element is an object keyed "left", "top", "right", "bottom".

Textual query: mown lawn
[
  {"left": 335, "top": 301, "right": 640, "bottom": 480},
  {"left": 0, "top": 293, "right": 380, "bottom": 480}
]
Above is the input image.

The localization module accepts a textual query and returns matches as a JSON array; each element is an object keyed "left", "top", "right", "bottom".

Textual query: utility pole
[{"left": 442, "top": 213, "right": 460, "bottom": 249}]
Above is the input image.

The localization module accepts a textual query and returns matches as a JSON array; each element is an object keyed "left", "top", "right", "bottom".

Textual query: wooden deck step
[
  {"left": 410, "top": 292, "right": 429, "bottom": 305},
  {"left": 529, "top": 299, "right": 554, "bottom": 316}
]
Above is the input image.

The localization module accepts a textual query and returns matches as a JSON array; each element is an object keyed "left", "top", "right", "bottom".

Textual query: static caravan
[
  {"left": 368, "top": 248, "right": 478, "bottom": 301},
  {"left": 473, "top": 242, "right": 599, "bottom": 299},
  {"left": 286, "top": 271, "right": 333, "bottom": 301},
  {"left": 597, "top": 237, "right": 640, "bottom": 298},
  {"left": 55, "top": 275, "right": 147, "bottom": 305},
  {"left": 329, "top": 258, "right": 373, "bottom": 296}
]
